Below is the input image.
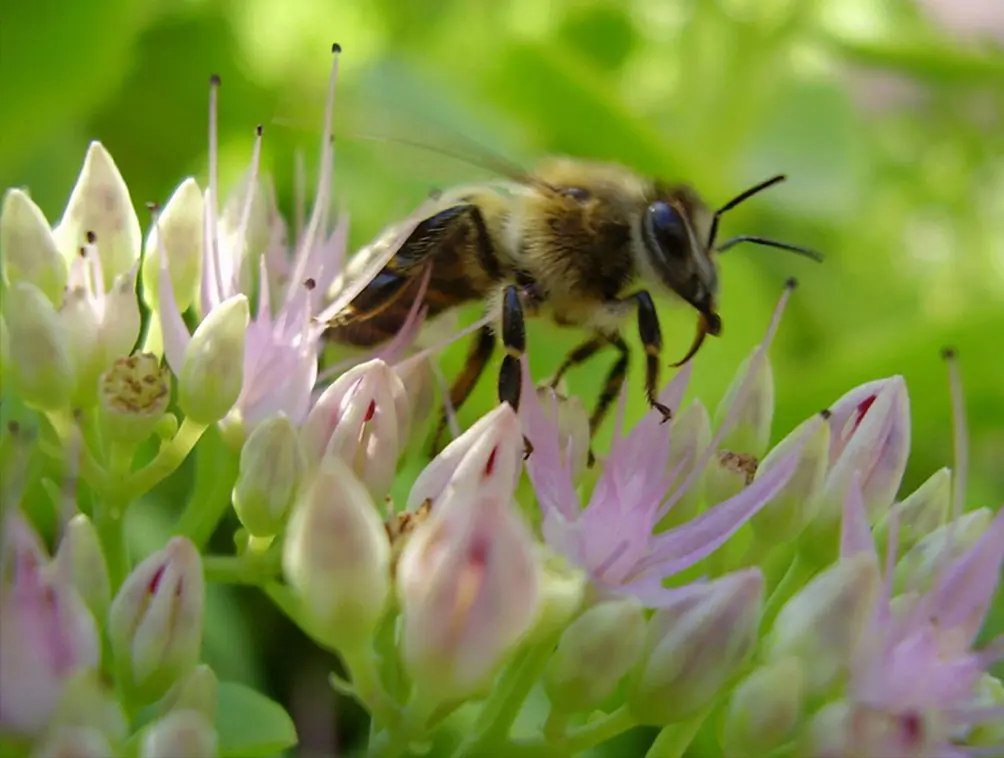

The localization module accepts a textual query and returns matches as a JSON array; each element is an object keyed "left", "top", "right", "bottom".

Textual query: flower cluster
[{"left": 0, "top": 44, "right": 1000, "bottom": 758}]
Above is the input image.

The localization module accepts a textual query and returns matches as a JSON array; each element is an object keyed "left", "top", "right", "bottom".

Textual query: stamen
[
  {"left": 228, "top": 124, "right": 264, "bottom": 294},
  {"left": 942, "top": 347, "right": 967, "bottom": 520},
  {"left": 658, "top": 280, "right": 795, "bottom": 520},
  {"left": 289, "top": 43, "right": 340, "bottom": 291},
  {"left": 204, "top": 74, "right": 223, "bottom": 313},
  {"left": 294, "top": 150, "right": 306, "bottom": 243}
]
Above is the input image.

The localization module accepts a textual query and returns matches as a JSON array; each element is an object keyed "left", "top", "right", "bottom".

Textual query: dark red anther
[
  {"left": 364, "top": 400, "right": 376, "bottom": 422},
  {"left": 851, "top": 395, "right": 877, "bottom": 433},
  {"left": 485, "top": 446, "right": 498, "bottom": 477},
  {"left": 147, "top": 564, "right": 166, "bottom": 594}
]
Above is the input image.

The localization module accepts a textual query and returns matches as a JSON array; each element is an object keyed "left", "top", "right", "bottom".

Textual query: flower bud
[
  {"left": 535, "top": 386, "right": 590, "bottom": 483},
  {"left": 0, "top": 544, "right": 100, "bottom": 737},
  {"left": 751, "top": 413, "right": 829, "bottom": 543},
  {"left": 152, "top": 664, "right": 218, "bottom": 722},
  {"left": 875, "top": 467, "right": 950, "bottom": 555},
  {"left": 661, "top": 398, "right": 711, "bottom": 527},
  {"left": 301, "top": 359, "right": 410, "bottom": 501},
  {"left": 398, "top": 404, "right": 540, "bottom": 704},
  {"left": 233, "top": 413, "right": 306, "bottom": 538},
  {"left": 526, "top": 549, "right": 586, "bottom": 643},
  {"left": 800, "top": 701, "right": 941, "bottom": 758},
  {"left": 627, "top": 569, "right": 764, "bottom": 725},
  {"left": 98, "top": 353, "right": 171, "bottom": 448},
  {"left": 140, "top": 709, "right": 218, "bottom": 758},
  {"left": 967, "top": 674, "right": 1004, "bottom": 747},
  {"left": 722, "top": 657, "right": 804, "bottom": 757},
  {"left": 53, "top": 142, "right": 141, "bottom": 288},
  {"left": 32, "top": 726, "right": 115, "bottom": 758},
  {"left": 764, "top": 552, "right": 879, "bottom": 696},
  {"left": 53, "top": 514, "right": 111, "bottom": 623},
  {"left": 822, "top": 376, "right": 910, "bottom": 523},
  {"left": 705, "top": 449, "right": 759, "bottom": 506},
  {"left": 893, "top": 507, "right": 993, "bottom": 595},
  {"left": 142, "top": 179, "right": 204, "bottom": 313},
  {"left": 178, "top": 295, "right": 249, "bottom": 425},
  {"left": 282, "top": 455, "right": 390, "bottom": 653},
  {"left": 98, "top": 264, "right": 141, "bottom": 363},
  {"left": 544, "top": 598, "right": 645, "bottom": 714},
  {"left": 715, "top": 350, "right": 774, "bottom": 458},
  {"left": 0, "top": 189, "right": 67, "bottom": 304},
  {"left": 2, "top": 282, "right": 75, "bottom": 411},
  {"left": 108, "top": 537, "right": 205, "bottom": 704},
  {"left": 47, "top": 670, "right": 128, "bottom": 749},
  {"left": 394, "top": 356, "right": 436, "bottom": 446}
]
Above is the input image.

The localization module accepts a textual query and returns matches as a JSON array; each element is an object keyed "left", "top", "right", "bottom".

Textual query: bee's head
[
  {"left": 641, "top": 191, "right": 720, "bottom": 333},
  {"left": 641, "top": 175, "right": 822, "bottom": 365}
]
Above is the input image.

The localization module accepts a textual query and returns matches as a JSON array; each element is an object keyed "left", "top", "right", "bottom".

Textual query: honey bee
[{"left": 323, "top": 154, "right": 821, "bottom": 456}]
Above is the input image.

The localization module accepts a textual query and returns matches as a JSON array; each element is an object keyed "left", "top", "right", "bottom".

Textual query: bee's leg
[
  {"left": 633, "top": 290, "right": 672, "bottom": 423},
  {"left": 583, "top": 334, "right": 630, "bottom": 467},
  {"left": 499, "top": 284, "right": 533, "bottom": 459},
  {"left": 428, "top": 324, "right": 496, "bottom": 455},
  {"left": 550, "top": 335, "right": 606, "bottom": 389}
]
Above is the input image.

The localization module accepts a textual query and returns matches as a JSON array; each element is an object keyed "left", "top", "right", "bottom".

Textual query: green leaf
[{"left": 215, "top": 681, "right": 298, "bottom": 757}]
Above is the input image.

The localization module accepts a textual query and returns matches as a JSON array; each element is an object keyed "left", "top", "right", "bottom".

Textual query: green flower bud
[
  {"left": 751, "top": 413, "right": 830, "bottom": 543},
  {"left": 722, "top": 657, "right": 804, "bottom": 757},
  {"left": 53, "top": 514, "right": 111, "bottom": 623},
  {"left": 32, "top": 726, "right": 115, "bottom": 758},
  {"left": 661, "top": 398, "right": 712, "bottom": 527},
  {"left": 178, "top": 295, "right": 249, "bottom": 425},
  {"left": 893, "top": 507, "right": 993, "bottom": 595},
  {"left": 47, "top": 670, "right": 128, "bottom": 751},
  {"left": 874, "top": 467, "right": 950, "bottom": 556},
  {"left": 2, "top": 282, "right": 75, "bottom": 411},
  {"left": 151, "top": 664, "right": 218, "bottom": 722},
  {"left": 544, "top": 598, "right": 646, "bottom": 714},
  {"left": 233, "top": 413, "right": 306, "bottom": 538},
  {"left": 142, "top": 178, "right": 204, "bottom": 313},
  {"left": 98, "top": 353, "right": 171, "bottom": 448},
  {"left": 525, "top": 549, "right": 586, "bottom": 643},
  {"left": 0, "top": 188, "right": 67, "bottom": 305},
  {"left": 628, "top": 570, "right": 763, "bottom": 725},
  {"left": 764, "top": 552, "right": 879, "bottom": 697},
  {"left": 140, "top": 709, "right": 218, "bottom": 758},
  {"left": 715, "top": 349, "right": 774, "bottom": 458}
]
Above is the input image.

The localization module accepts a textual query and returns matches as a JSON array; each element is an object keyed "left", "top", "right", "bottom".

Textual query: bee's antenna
[
  {"left": 716, "top": 235, "right": 824, "bottom": 262},
  {"left": 706, "top": 174, "right": 787, "bottom": 249},
  {"left": 706, "top": 174, "right": 823, "bottom": 262}
]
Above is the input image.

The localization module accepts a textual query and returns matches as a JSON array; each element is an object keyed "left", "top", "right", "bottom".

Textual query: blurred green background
[{"left": 2, "top": 0, "right": 1003, "bottom": 754}]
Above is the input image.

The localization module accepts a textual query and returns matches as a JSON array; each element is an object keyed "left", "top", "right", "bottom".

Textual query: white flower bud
[
  {"left": 722, "top": 657, "right": 804, "bottom": 757},
  {"left": 178, "top": 295, "right": 249, "bottom": 425},
  {"left": 0, "top": 188, "right": 67, "bottom": 305},
  {"left": 53, "top": 514, "right": 111, "bottom": 623},
  {"left": 142, "top": 178, "right": 204, "bottom": 313},
  {"left": 282, "top": 455, "right": 390, "bottom": 653},
  {"left": 140, "top": 709, "right": 218, "bottom": 758},
  {"left": 2, "top": 282, "right": 75, "bottom": 411},
  {"left": 53, "top": 142, "right": 141, "bottom": 287}
]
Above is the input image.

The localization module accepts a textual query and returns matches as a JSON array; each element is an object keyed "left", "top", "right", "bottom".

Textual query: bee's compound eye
[
  {"left": 562, "top": 187, "right": 590, "bottom": 201},
  {"left": 646, "top": 201, "right": 689, "bottom": 258}
]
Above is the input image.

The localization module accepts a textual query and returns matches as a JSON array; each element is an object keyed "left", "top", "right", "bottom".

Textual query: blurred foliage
[{"left": 2, "top": 0, "right": 1003, "bottom": 754}]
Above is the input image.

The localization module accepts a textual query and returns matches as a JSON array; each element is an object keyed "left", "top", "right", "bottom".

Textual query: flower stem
[
  {"left": 560, "top": 705, "right": 636, "bottom": 754},
  {"left": 202, "top": 553, "right": 280, "bottom": 585},
  {"left": 122, "top": 417, "right": 206, "bottom": 506},
  {"left": 173, "top": 424, "right": 236, "bottom": 548},
  {"left": 645, "top": 707, "right": 712, "bottom": 758},
  {"left": 93, "top": 500, "right": 128, "bottom": 591},
  {"left": 342, "top": 645, "right": 400, "bottom": 732}
]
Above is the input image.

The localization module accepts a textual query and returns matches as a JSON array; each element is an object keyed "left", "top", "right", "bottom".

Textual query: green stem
[
  {"left": 463, "top": 636, "right": 557, "bottom": 750},
  {"left": 645, "top": 707, "right": 712, "bottom": 758},
  {"left": 174, "top": 425, "right": 238, "bottom": 548},
  {"left": 202, "top": 553, "right": 281, "bottom": 585},
  {"left": 94, "top": 502, "right": 128, "bottom": 591},
  {"left": 561, "top": 706, "right": 636, "bottom": 755},
  {"left": 343, "top": 645, "right": 400, "bottom": 732},
  {"left": 120, "top": 417, "right": 206, "bottom": 506},
  {"left": 368, "top": 689, "right": 436, "bottom": 758}
]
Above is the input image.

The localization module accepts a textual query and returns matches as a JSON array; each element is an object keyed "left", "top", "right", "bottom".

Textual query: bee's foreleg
[
  {"left": 550, "top": 334, "right": 607, "bottom": 389},
  {"left": 633, "top": 290, "right": 672, "bottom": 424},
  {"left": 499, "top": 284, "right": 533, "bottom": 459},
  {"left": 429, "top": 325, "right": 495, "bottom": 456}
]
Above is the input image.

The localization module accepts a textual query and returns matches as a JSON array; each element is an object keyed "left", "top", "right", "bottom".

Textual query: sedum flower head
[{"left": 522, "top": 284, "right": 806, "bottom": 606}]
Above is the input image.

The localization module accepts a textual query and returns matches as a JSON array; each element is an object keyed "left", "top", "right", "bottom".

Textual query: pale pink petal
[
  {"left": 841, "top": 472, "right": 875, "bottom": 559},
  {"left": 157, "top": 233, "right": 192, "bottom": 374}
]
